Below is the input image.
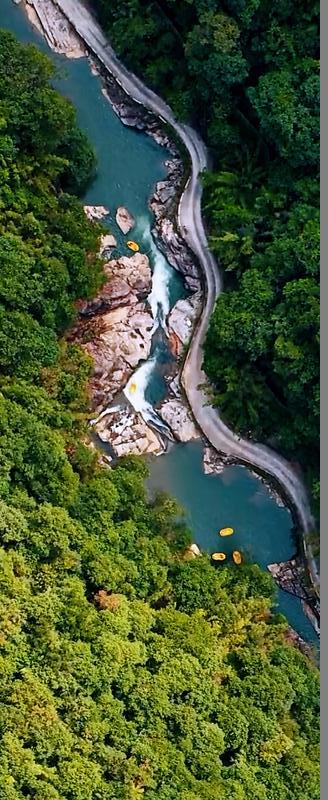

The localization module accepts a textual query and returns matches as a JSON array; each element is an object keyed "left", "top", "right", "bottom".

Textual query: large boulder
[
  {"left": 168, "top": 292, "right": 202, "bottom": 347},
  {"left": 159, "top": 400, "right": 199, "bottom": 442},
  {"left": 105, "top": 252, "right": 151, "bottom": 295},
  {"left": 76, "top": 253, "right": 152, "bottom": 316},
  {"left": 203, "top": 446, "right": 233, "bottom": 475},
  {"left": 84, "top": 205, "right": 109, "bottom": 221},
  {"left": 100, "top": 234, "right": 117, "bottom": 256},
  {"left": 94, "top": 407, "right": 163, "bottom": 457},
  {"left": 152, "top": 219, "right": 201, "bottom": 291},
  {"left": 73, "top": 302, "right": 153, "bottom": 409},
  {"left": 116, "top": 206, "right": 135, "bottom": 234}
]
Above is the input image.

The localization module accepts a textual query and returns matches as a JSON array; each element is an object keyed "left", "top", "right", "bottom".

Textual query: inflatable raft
[
  {"left": 127, "top": 240, "right": 140, "bottom": 252},
  {"left": 211, "top": 552, "right": 226, "bottom": 562},
  {"left": 219, "top": 527, "right": 234, "bottom": 537}
]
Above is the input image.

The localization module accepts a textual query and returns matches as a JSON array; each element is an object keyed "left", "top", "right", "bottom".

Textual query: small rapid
[
  {"left": 91, "top": 209, "right": 177, "bottom": 443},
  {"left": 138, "top": 219, "right": 171, "bottom": 335},
  {"left": 106, "top": 213, "right": 174, "bottom": 440},
  {"left": 124, "top": 357, "right": 173, "bottom": 440}
]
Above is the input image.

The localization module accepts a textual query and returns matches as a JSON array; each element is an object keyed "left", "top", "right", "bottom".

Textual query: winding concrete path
[{"left": 52, "top": 0, "right": 319, "bottom": 593}]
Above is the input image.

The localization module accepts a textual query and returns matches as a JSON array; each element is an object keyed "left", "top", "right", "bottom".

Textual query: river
[{"left": 1, "top": 0, "right": 318, "bottom": 646}]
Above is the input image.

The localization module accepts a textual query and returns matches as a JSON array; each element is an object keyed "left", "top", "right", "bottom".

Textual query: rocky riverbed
[
  {"left": 92, "top": 406, "right": 164, "bottom": 458},
  {"left": 149, "top": 160, "right": 201, "bottom": 292},
  {"left": 203, "top": 446, "right": 236, "bottom": 475},
  {"left": 68, "top": 195, "right": 204, "bottom": 458},
  {"left": 71, "top": 249, "right": 154, "bottom": 410}
]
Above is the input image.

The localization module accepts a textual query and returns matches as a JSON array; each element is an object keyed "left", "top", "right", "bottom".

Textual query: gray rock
[
  {"left": 159, "top": 400, "right": 199, "bottom": 442},
  {"left": 203, "top": 446, "right": 234, "bottom": 475},
  {"left": 95, "top": 406, "right": 163, "bottom": 457},
  {"left": 84, "top": 205, "right": 109, "bottom": 221},
  {"left": 100, "top": 234, "right": 117, "bottom": 255},
  {"left": 152, "top": 219, "right": 201, "bottom": 291},
  {"left": 168, "top": 292, "right": 202, "bottom": 346},
  {"left": 116, "top": 206, "right": 135, "bottom": 234}
]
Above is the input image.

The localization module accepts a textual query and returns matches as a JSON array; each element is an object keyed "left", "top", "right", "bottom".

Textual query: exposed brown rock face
[
  {"left": 71, "top": 253, "right": 153, "bottom": 410},
  {"left": 75, "top": 304, "right": 153, "bottom": 410},
  {"left": 105, "top": 253, "right": 151, "bottom": 295}
]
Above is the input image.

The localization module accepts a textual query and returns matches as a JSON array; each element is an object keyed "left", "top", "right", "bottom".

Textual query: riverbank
[{"left": 16, "top": 0, "right": 319, "bottom": 633}]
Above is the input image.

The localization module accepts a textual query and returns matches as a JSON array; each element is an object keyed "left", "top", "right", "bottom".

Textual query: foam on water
[
  {"left": 138, "top": 219, "right": 171, "bottom": 334},
  {"left": 91, "top": 217, "right": 175, "bottom": 443},
  {"left": 118, "top": 217, "right": 173, "bottom": 440},
  {"left": 124, "top": 356, "right": 173, "bottom": 439}
]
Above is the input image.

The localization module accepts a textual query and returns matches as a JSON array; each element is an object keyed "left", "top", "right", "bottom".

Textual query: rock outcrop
[
  {"left": 100, "top": 85, "right": 178, "bottom": 153},
  {"left": 99, "top": 234, "right": 118, "bottom": 257},
  {"left": 150, "top": 159, "right": 183, "bottom": 217},
  {"left": 84, "top": 205, "right": 109, "bottom": 221},
  {"left": 152, "top": 216, "right": 200, "bottom": 292},
  {"left": 116, "top": 206, "right": 135, "bottom": 234},
  {"left": 267, "top": 558, "right": 320, "bottom": 635},
  {"left": 71, "top": 252, "right": 153, "bottom": 410},
  {"left": 105, "top": 253, "right": 151, "bottom": 295},
  {"left": 77, "top": 252, "right": 152, "bottom": 317},
  {"left": 267, "top": 558, "right": 311, "bottom": 601},
  {"left": 189, "top": 543, "right": 202, "bottom": 557},
  {"left": 26, "top": 0, "right": 85, "bottom": 58},
  {"left": 168, "top": 292, "right": 202, "bottom": 348},
  {"left": 149, "top": 159, "right": 201, "bottom": 291},
  {"left": 203, "top": 446, "right": 235, "bottom": 475},
  {"left": 183, "top": 542, "right": 202, "bottom": 560},
  {"left": 159, "top": 399, "right": 199, "bottom": 442},
  {"left": 75, "top": 303, "right": 153, "bottom": 410},
  {"left": 94, "top": 406, "right": 163, "bottom": 457}
]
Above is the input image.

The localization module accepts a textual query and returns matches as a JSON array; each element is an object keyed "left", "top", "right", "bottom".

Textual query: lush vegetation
[
  {"left": 0, "top": 28, "right": 319, "bottom": 800},
  {"left": 92, "top": 0, "right": 319, "bottom": 511}
]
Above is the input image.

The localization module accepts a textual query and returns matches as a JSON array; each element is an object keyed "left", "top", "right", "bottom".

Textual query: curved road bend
[{"left": 53, "top": 0, "right": 319, "bottom": 592}]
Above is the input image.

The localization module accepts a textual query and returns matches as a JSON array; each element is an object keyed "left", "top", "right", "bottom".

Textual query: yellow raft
[
  {"left": 219, "top": 527, "right": 234, "bottom": 537},
  {"left": 211, "top": 552, "right": 226, "bottom": 562},
  {"left": 127, "top": 240, "right": 140, "bottom": 252},
  {"left": 232, "top": 550, "right": 242, "bottom": 565},
  {"left": 129, "top": 382, "right": 137, "bottom": 394}
]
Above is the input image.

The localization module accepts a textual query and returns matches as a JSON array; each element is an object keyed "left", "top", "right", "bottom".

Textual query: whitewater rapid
[
  {"left": 90, "top": 207, "right": 174, "bottom": 440},
  {"left": 117, "top": 216, "right": 173, "bottom": 438},
  {"left": 123, "top": 358, "right": 173, "bottom": 440},
  {"left": 140, "top": 219, "right": 171, "bottom": 335}
]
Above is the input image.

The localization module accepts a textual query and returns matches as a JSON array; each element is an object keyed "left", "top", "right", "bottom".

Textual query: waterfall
[{"left": 123, "top": 357, "right": 174, "bottom": 440}]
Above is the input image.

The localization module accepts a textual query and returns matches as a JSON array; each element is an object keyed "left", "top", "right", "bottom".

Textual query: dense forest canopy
[
  {"left": 92, "top": 0, "right": 320, "bottom": 515},
  {"left": 0, "top": 27, "right": 319, "bottom": 800}
]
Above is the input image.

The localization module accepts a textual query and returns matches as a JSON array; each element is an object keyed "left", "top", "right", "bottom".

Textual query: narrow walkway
[{"left": 53, "top": 0, "right": 319, "bottom": 593}]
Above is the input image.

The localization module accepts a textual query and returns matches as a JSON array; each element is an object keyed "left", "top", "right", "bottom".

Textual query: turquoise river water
[{"left": 1, "top": 0, "right": 318, "bottom": 646}]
